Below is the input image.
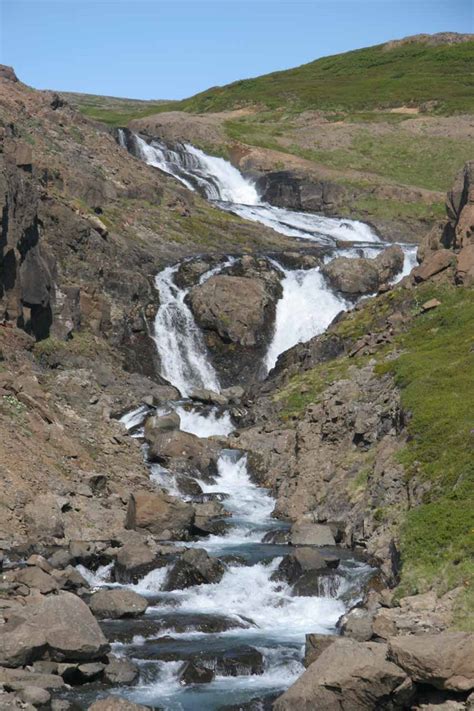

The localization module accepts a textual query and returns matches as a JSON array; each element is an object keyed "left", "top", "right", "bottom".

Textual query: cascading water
[
  {"left": 59, "top": 134, "right": 395, "bottom": 710},
  {"left": 265, "top": 261, "right": 349, "bottom": 373},
  {"left": 152, "top": 264, "right": 221, "bottom": 397},
  {"left": 120, "top": 130, "right": 379, "bottom": 245}
]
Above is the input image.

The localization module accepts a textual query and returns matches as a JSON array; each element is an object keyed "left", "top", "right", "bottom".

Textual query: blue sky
[{"left": 1, "top": 0, "right": 472, "bottom": 100}]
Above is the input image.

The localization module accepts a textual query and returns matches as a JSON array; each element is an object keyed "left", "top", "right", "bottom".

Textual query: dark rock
[
  {"left": 164, "top": 548, "right": 225, "bottom": 590},
  {"left": 179, "top": 661, "right": 214, "bottom": 685}
]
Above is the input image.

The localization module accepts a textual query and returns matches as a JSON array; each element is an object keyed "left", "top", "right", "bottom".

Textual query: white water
[
  {"left": 265, "top": 262, "right": 348, "bottom": 373},
  {"left": 175, "top": 405, "right": 234, "bottom": 438},
  {"left": 128, "top": 133, "right": 378, "bottom": 245},
  {"left": 153, "top": 265, "right": 221, "bottom": 397}
]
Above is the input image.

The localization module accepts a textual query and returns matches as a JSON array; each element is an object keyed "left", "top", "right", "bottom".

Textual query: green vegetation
[
  {"left": 383, "top": 285, "right": 474, "bottom": 600},
  {"left": 169, "top": 40, "right": 474, "bottom": 115},
  {"left": 62, "top": 91, "right": 170, "bottom": 127}
]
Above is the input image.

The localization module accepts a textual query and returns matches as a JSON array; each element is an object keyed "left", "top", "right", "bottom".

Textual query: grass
[
  {"left": 382, "top": 286, "right": 474, "bottom": 599},
  {"left": 168, "top": 40, "right": 474, "bottom": 115}
]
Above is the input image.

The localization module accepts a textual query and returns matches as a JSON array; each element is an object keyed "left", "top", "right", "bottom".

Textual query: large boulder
[
  {"left": 125, "top": 490, "right": 194, "bottom": 540},
  {"left": 188, "top": 275, "right": 275, "bottom": 347},
  {"left": 389, "top": 632, "right": 474, "bottom": 692},
  {"left": 273, "top": 639, "right": 408, "bottom": 710},
  {"left": 89, "top": 589, "right": 148, "bottom": 619},
  {"left": 163, "top": 548, "right": 225, "bottom": 590},
  {"left": 413, "top": 249, "right": 456, "bottom": 282},
  {"left": 322, "top": 256, "right": 381, "bottom": 295},
  {"left": 144, "top": 429, "right": 219, "bottom": 478},
  {"left": 374, "top": 245, "right": 404, "bottom": 283},
  {"left": 23, "top": 494, "right": 64, "bottom": 541},
  {"left": 289, "top": 522, "right": 336, "bottom": 546},
  {"left": 456, "top": 244, "right": 474, "bottom": 286},
  {"left": 0, "top": 592, "right": 109, "bottom": 667}
]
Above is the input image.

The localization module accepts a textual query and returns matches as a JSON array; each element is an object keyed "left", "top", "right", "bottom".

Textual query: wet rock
[
  {"left": 0, "top": 591, "right": 109, "bottom": 667},
  {"left": 144, "top": 411, "right": 180, "bottom": 436},
  {"left": 179, "top": 660, "right": 214, "bottom": 685},
  {"left": 164, "top": 548, "right": 225, "bottom": 590},
  {"left": 113, "top": 541, "right": 165, "bottom": 584},
  {"left": 293, "top": 569, "right": 345, "bottom": 597},
  {"left": 274, "top": 638, "right": 407, "bottom": 710},
  {"left": 175, "top": 474, "right": 203, "bottom": 497},
  {"left": 389, "top": 632, "right": 474, "bottom": 692},
  {"left": 189, "top": 388, "right": 228, "bottom": 406},
  {"left": 89, "top": 589, "right": 148, "bottom": 619},
  {"left": 289, "top": 523, "right": 336, "bottom": 546},
  {"left": 274, "top": 547, "right": 327, "bottom": 584},
  {"left": 175, "top": 258, "right": 215, "bottom": 289},
  {"left": 60, "top": 662, "right": 105, "bottom": 685},
  {"left": 103, "top": 656, "right": 139, "bottom": 685},
  {"left": 189, "top": 275, "right": 276, "bottom": 347},
  {"left": 192, "top": 500, "right": 229, "bottom": 535},
  {"left": 52, "top": 565, "right": 90, "bottom": 593},
  {"left": 216, "top": 646, "right": 264, "bottom": 676},
  {"left": 125, "top": 490, "right": 194, "bottom": 540},
  {"left": 145, "top": 429, "right": 219, "bottom": 478},
  {"left": 374, "top": 245, "right": 404, "bottom": 283},
  {"left": 304, "top": 633, "right": 336, "bottom": 667}
]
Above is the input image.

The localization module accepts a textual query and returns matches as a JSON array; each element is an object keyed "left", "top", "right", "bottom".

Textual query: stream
[{"left": 72, "top": 137, "right": 417, "bottom": 709}]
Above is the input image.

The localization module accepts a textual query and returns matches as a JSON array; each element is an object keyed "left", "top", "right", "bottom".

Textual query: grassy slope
[
  {"left": 273, "top": 283, "right": 474, "bottom": 626},
  {"left": 62, "top": 91, "right": 169, "bottom": 127},
  {"left": 170, "top": 40, "right": 474, "bottom": 115}
]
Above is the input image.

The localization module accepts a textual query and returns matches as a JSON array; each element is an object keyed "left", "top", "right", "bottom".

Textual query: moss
[{"left": 34, "top": 331, "right": 106, "bottom": 360}]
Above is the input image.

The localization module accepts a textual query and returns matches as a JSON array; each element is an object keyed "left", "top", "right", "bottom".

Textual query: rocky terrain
[{"left": 0, "top": 52, "right": 473, "bottom": 711}]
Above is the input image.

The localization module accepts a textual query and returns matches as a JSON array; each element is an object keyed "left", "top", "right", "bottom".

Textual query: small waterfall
[
  {"left": 265, "top": 262, "right": 348, "bottom": 373},
  {"left": 153, "top": 264, "right": 221, "bottom": 397}
]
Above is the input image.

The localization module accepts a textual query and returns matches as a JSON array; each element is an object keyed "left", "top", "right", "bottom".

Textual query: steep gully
[{"left": 75, "top": 135, "right": 417, "bottom": 709}]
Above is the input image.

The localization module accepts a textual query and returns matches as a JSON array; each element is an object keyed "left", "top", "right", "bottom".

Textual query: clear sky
[{"left": 1, "top": 0, "right": 472, "bottom": 100}]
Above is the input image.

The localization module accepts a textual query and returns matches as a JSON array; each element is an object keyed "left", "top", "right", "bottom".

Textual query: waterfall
[
  {"left": 265, "top": 262, "right": 349, "bottom": 373},
  {"left": 153, "top": 264, "right": 221, "bottom": 397},
  {"left": 120, "top": 131, "right": 379, "bottom": 246}
]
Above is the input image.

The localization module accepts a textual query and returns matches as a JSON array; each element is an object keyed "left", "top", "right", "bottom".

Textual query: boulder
[
  {"left": 273, "top": 639, "right": 407, "bottom": 710},
  {"left": 289, "top": 523, "right": 336, "bottom": 546},
  {"left": 19, "top": 686, "right": 51, "bottom": 707},
  {"left": 216, "top": 646, "right": 264, "bottom": 676},
  {"left": 389, "top": 632, "right": 474, "bottom": 692},
  {"left": 113, "top": 541, "right": 161, "bottom": 584},
  {"left": 89, "top": 589, "right": 148, "bottom": 619},
  {"left": 125, "top": 490, "right": 194, "bottom": 540},
  {"left": 456, "top": 243, "right": 474, "bottom": 286},
  {"left": 189, "top": 388, "right": 228, "bottom": 406},
  {"left": 339, "top": 605, "right": 374, "bottom": 642},
  {"left": 413, "top": 249, "right": 456, "bottom": 282},
  {"left": 103, "top": 656, "right": 139, "bottom": 685},
  {"left": 322, "top": 256, "right": 380, "bottom": 295},
  {"left": 0, "top": 592, "right": 109, "bottom": 666},
  {"left": 374, "top": 245, "right": 404, "bottom": 283},
  {"left": 13, "top": 566, "right": 59, "bottom": 594},
  {"left": 179, "top": 661, "right": 214, "bottom": 685},
  {"left": 164, "top": 548, "right": 225, "bottom": 590},
  {"left": 304, "top": 633, "right": 336, "bottom": 667},
  {"left": 145, "top": 429, "right": 219, "bottom": 478},
  {"left": 188, "top": 275, "right": 275, "bottom": 347},
  {"left": 144, "top": 411, "right": 180, "bottom": 436},
  {"left": 275, "top": 548, "right": 327, "bottom": 584}
]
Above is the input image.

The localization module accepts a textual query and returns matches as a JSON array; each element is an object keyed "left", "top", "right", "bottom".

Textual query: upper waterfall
[{"left": 118, "top": 130, "right": 379, "bottom": 246}]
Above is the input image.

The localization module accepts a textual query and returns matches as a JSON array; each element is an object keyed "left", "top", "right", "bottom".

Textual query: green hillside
[{"left": 171, "top": 38, "right": 474, "bottom": 115}]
